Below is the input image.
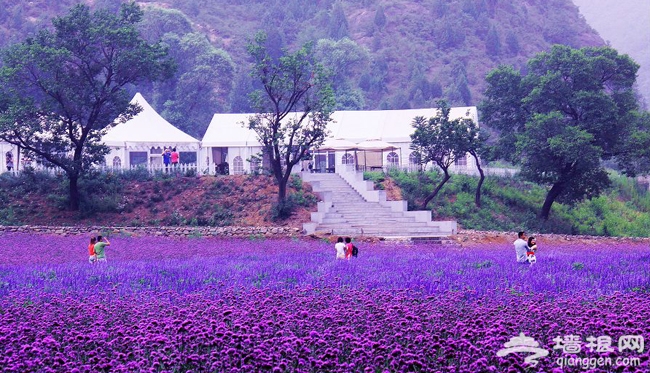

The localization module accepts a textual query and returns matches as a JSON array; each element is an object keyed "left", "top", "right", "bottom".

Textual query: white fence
[{"left": 0, "top": 163, "right": 203, "bottom": 177}]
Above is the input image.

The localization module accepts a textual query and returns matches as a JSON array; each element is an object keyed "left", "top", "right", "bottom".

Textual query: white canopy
[
  {"left": 318, "top": 138, "right": 358, "bottom": 151},
  {"left": 356, "top": 139, "right": 398, "bottom": 151},
  {"left": 201, "top": 106, "right": 478, "bottom": 148},
  {"left": 102, "top": 93, "right": 199, "bottom": 147}
]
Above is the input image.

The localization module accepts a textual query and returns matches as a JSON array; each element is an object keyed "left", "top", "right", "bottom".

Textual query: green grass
[{"left": 378, "top": 169, "right": 650, "bottom": 237}]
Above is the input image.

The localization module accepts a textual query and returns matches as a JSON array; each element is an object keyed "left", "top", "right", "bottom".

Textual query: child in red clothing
[
  {"left": 344, "top": 237, "right": 353, "bottom": 259},
  {"left": 527, "top": 236, "right": 538, "bottom": 264},
  {"left": 88, "top": 237, "right": 97, "bottom": 264}
]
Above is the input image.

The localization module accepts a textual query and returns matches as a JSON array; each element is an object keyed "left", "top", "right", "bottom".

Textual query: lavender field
[{"left": 0, "top": 233, "right": 649, "bottom": 372}]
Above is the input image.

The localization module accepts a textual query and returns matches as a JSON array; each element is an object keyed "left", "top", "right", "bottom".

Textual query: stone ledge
[{"left": 0, "top": 225, "right": 301, "bottom": 238}]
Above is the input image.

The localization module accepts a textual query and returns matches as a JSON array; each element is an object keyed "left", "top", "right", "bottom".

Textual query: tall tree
[
  {"left": 410, "top": 100, "right": 479, "bottom": 209},
  {"left": 246, "top": 32, "right": 335, "bottom": 218},
  {"left": 480, "top": 45, "right": 643, "bottom": 220},
  {"left": 0, "top": 3, "right": 173, "bottom": 210}
]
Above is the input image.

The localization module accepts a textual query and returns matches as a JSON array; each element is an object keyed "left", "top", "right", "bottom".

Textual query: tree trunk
[
  {"left": 278, "top": 175, "right": 288, "bottom": 204},
  {"left": 539, "top": 182, "right": 564, "bottom": 220},
  {"left": 421, "top": 168, "right": 451, "bottom": 210},
  {"left": 471, "top": 151, "right": 485, "bottom": 208},
  {"left": 69, "top": 174, "right": 80, "bottom": 211}
]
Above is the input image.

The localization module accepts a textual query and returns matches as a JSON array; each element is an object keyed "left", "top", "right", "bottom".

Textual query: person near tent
[
  {"left": 5, "top": 152, "right": 13, "bottom": 172},
  {"left": 171, "top": 148, "right": 180, "bottom": 168},
  {"left": 162, "top": 147, "right": 171, "bottom": 172}
]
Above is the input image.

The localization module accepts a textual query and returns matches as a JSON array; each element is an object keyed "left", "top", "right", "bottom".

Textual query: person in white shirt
[
  {"left": 334, "top": 237, "right": 346, "bottom": 259},
  {"left": 514, "top": 231, "right": 528, "bottom": 263}
]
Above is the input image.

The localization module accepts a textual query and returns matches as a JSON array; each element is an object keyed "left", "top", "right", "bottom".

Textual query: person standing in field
[
  {"left": 88, "top": 237, "right": 97, "bottom": 264},
  {"left": 335, "top": 237, "right": 346, "bottom": 259},
  {"left": 344, "top": 237, "right": 354, "bottom": 259},
  {"left": 94, "top": 235, "right": 110, "bottom": 263},
  {"left": 514, "top": 231, "right": 528, "bottom": 263},
  {"left": 527, "top": 236, "right": 538, "bottom": 264},
  {"left": 171, "top": 147, "right": 180, "bottom": 168}
]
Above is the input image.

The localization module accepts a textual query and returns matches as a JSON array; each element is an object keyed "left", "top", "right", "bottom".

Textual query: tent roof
[
  {"left": 202, "top": 113, "right": 260, "bottom": 147},
  {"left": 102, "top": 93, "right": 199, "bottom": 147},
  {"left": 201, "top": 106, "right": 478, "bottom": 148}
]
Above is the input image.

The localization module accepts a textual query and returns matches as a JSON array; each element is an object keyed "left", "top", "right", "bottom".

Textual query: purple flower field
[{"left": 1, "top": 233, "right": 649, "bottom": 372}]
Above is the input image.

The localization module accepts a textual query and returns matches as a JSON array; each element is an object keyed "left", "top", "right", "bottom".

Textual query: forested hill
[{"left": 0, "top": 0, "right": 604, "bottom": 138}]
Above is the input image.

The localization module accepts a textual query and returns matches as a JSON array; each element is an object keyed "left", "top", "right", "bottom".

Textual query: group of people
[
  {"left": 162, "top": 147, "right": 180, "bottom": 171},
  {"left": 514, "top": 231, "right": 538, "bottom": 264},
  {"left": 334, "top": 237, "right": 359, "bottom": 259},
  {"left": 88, "top": 235, "right": 110, "bottom": 264}
]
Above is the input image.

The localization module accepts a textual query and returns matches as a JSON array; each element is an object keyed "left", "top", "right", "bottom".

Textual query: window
[
  {"left": 150, "top": 146, "right": 162, "bottom": 155},
  {"left": 129, "top": 152, "right": 147, "bottom": 166},
  {"left": 179, "top": 152, "right": 197, "bottom": 164},
  {"left": 342, "top": 153, "right": 354, "bottom": 165},
  {"left": 455, "top": 155, "right": 467, "bottom": 166},
  {"left": 387, "top": 152, "right": 399, "bottom": 167},
  {"left": 233, "top": 156, "right": 244, "bottom": 174},
  {"left": 112, "top": 156, "right": 122, "bottom": 169},
  {"left": 408, "top": 152, "right": 420, "bottom": 165}
]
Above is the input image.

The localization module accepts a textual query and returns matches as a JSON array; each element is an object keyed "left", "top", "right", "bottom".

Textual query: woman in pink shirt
[{"left": 170, "top": 147, "right": 179, "bottom": 167}]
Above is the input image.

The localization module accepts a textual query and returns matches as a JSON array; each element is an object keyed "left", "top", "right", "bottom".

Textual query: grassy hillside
[
  {"left": 0, "top": 0, "right": 604, "bottom": 129},
  {"left": 0, "top": 170, "right": 317, "bottom": 228},
  {"left": 367, "top": 170, "right": 650, "bottom": 237}
]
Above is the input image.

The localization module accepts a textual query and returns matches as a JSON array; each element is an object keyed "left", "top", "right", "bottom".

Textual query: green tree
[
  {"left": 246, "top": 32, "right": 335, "bottom": 218},
  {"left": 485, "top": 24, "right": 501, "bottom": 57},
  {"left": 328, "top": 2, "right": 349, "bottom": 40},
  {"left": 374, "top": 5, "right": 386, "bottom": 30},
  {"left": 480, "top": 45, "right": 643, "bottom": 220},
  {"left": 158, "top": 32, "right": 235, "bottom": 137},
  {"left": 410, "top": 100, "right": 478, "bottom": 209},
  {"left": 0, "top": 3, "right": 173, "bottom": 210},
  {"left": 314, "top": 37, "right": 369, "bottom": 109}
]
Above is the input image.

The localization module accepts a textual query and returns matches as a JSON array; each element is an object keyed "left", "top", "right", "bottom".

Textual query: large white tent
[
  {"left": 102, "top": 93, "right": 200, "bottom": 169},
  {"left": 202, "top": 106, "right": 479, "bottom": 174}
]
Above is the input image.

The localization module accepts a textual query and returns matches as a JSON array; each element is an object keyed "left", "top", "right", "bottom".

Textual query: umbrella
[
  {"left": 318, "top": 138, "right": 358, "bottom": 151},
  {"left": 356, "top": 139, "right": 398, "bottom": 151}
]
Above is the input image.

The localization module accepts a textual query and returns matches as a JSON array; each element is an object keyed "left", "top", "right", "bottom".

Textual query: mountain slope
[{"left": 0, "top": 0, "right": 606, "bottom": 136}]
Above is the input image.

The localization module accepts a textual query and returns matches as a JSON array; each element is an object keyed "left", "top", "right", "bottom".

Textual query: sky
[{"left": 572, "top": 0, "right": 650, "bottom": 105}]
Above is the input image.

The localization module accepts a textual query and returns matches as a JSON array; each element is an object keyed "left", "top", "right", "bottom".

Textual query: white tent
[
  {"left": 201, "top": 106, "right": 479, "bottom": 174},
  {"left": 101, "top": 93, "right": 200, "bottom": 169}
]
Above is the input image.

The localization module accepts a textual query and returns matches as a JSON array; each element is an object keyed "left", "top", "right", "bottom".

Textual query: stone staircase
[{"left": 302, "top": 172, "right": 457, "bottom": 239}]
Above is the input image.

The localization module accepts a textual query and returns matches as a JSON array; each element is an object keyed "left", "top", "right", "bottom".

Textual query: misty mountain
[
  {"left": 572, "top": 0, "right": 650, "bottom": 106},
  {"left": 0, "top": 0, "right": 606, "bottom": 137}
]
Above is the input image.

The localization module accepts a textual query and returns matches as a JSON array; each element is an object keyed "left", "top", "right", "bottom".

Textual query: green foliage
[
  {"left": 0, "top": 3, "right": 174, "bottom": 210},
  {"left": 247, "top": 31, "right": 335, "bottom": 215},
  {"left": 363, "top": 171, "right": 385, "bottom": 190},
  {"left": 0, "top": 0, "right": 606, "bottom": 112},
  {"left": 387, "top": 169, "right": 650, "bottom": 237},
  {"left": 410, "top": 100, "right": 483, "bottom": 208},
  {"left": 481, "top": 45, "right": 644, "bottom": 220}
]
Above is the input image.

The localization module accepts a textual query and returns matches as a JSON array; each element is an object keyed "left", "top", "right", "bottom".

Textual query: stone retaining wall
[
  {"left": 0, "top": 225, "right": 302, "bottom": 238},
  {"left": 455, "top": 229, "right": 650, "bottom": 246}
]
